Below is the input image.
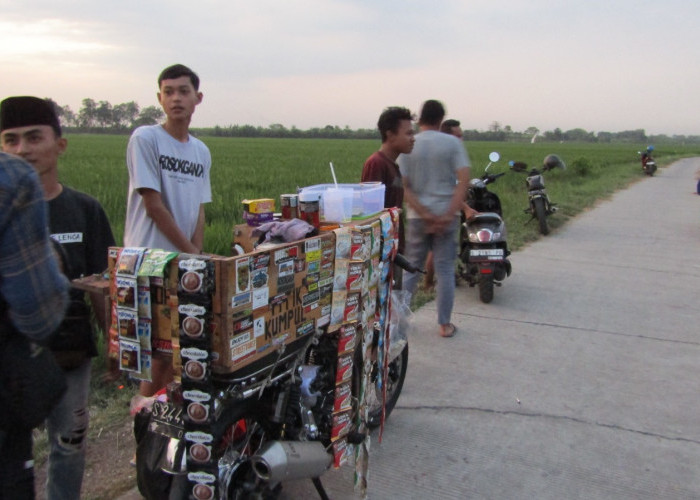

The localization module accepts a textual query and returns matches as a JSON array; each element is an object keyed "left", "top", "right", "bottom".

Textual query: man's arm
[
  {"left": 190, "top": 204, "right": 205, "bottom": 252},
  {"left": 445, "top": 166, "right": 471, "bottom": 217},
  {"left": 431, "top": 166, "right": 470, "bottom": 234},
  {"left": 0, "top": 162, "right": 69, "bottom": 341},
  {"left": 402, "top": 177, "right": 438, "bottom": 230},
  {"left": 139, "top": 188, "right": 200, "bottom": 254}
]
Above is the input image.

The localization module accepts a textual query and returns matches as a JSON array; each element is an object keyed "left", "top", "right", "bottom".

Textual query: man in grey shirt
[{"left": 398, "top": 100, "right": 472, "bottom": 338}]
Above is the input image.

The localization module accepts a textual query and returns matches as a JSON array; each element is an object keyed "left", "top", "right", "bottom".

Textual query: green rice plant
[{"left": 58, "top": 135, "right": 700, "bottom": 257}]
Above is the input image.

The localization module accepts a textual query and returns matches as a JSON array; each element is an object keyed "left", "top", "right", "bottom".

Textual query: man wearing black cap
[{"left": 0, "top": 96, "right": 115, "bottom": 499}]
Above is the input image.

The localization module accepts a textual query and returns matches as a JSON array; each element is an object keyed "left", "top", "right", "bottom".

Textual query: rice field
[{"left": 58, "top": 135, "right": 700, "bottom": 255}]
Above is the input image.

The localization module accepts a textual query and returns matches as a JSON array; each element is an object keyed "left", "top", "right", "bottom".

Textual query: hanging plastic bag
[{"left": 389, "top": 289, "right": 414, "bottom": 345}]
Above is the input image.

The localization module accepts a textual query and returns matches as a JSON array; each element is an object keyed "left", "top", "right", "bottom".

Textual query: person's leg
[
  {"left": 433, "top": 218, "right": 458, "bottom": 333},
  {"left": 401, "top": 218, "right": 430, "bottom": 296},
  {"left": 0, "top": 429, "right": 35, "bottom": 499},
  {"left": 45, "top": 360, "right": 91, "bottom": 500},
  {"left": 139, "top": 355, "right": 174, "bottom": 397},
  {"left": 424, "top": 251, "right": 435, "bottom": 287}
]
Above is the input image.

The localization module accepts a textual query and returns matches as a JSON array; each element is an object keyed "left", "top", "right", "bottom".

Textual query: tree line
[
  {"left": 50, "top": 98, "right": 164, "bottom": 132},
  {"left": 50, "top": 98, "right": 700, "bottom": 144}
]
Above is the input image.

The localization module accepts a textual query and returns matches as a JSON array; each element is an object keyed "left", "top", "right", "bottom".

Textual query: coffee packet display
[
  {"left": 183, "top": 388, "right": 214, "bottom": 427},
  {"left": 181, "top": 346, "right": 211, "bottom": 386},
  {"left": 177, "top": 255, "right": 216, "bottom": 297},
  {"left": 178, "top": 301, "right": 212, "bottom": 347}
]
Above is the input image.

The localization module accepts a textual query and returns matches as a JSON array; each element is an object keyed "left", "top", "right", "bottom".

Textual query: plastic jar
[
  {"left": 298, "top": 192, "right": 321, "bottom": 228},
  {"left": 280, "top": 194, "right": 299, "bottom": 220}
]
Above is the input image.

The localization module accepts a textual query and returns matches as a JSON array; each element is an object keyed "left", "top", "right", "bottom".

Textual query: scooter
[
  {"left": 638, "top": 146, "right": 657, "bottom": 176},
  {"left": 509, "top": 154, "right": 565, "bottom": 235},
  {"left": 458, "top": 152, "right": 511, "bottom": 304}
]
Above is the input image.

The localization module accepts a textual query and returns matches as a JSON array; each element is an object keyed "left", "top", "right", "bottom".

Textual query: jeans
[
  {"left": 45, "top": 360, "right": 91, "bottom": 500},
  {"left": 402, "top": 217, "right": 458, "bottom": 326}
]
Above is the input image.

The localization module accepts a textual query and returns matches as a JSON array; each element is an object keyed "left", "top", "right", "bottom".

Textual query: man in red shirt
[
  {"left": 361, "top": 106, "right": 415, "bottom": 242},
  {"left": 361, "top": 107, "right": 415, "bottom": 287}
]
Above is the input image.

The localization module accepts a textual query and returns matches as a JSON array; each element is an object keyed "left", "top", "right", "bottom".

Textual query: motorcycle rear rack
[{"left": 213, "top": 330, "right": 319, "bottom": 400}]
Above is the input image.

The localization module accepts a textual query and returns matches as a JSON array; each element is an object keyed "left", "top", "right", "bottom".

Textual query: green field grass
[{"left": 58, "top": 135, "right": 700, "bottom": 256}]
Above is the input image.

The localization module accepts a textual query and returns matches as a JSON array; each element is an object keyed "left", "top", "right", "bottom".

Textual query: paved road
[{"left": 122, "top": 158, "right": 700, "bottom": 499}]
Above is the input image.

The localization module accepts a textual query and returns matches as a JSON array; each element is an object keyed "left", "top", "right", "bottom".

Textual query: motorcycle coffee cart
[{"left": 90, "top": 200, "right": 402, "bottom": 499}]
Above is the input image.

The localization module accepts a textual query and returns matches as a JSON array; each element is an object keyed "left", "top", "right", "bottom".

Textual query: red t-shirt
[
  {"left": 362, "top": 151, "right": 405, "bottom": 251},
  {"left": 361, "top": 151, "right": 403, "bottom": 209}
]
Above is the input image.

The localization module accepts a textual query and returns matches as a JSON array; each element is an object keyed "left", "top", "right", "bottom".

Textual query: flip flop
[{"left": 440, "top": 323, "right": 457, "bottom": 338}]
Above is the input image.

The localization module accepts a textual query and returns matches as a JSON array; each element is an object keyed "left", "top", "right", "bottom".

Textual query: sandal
[{"left": 440, "top": 323, "right": 457, "bottom": 338}]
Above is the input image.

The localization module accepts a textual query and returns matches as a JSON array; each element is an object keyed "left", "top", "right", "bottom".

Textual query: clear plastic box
[{"left": 298, "top": 183, "right": 385, "bottom": 220}]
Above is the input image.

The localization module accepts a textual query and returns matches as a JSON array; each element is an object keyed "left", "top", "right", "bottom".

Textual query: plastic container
[
  {"left": 298, "top": 183, "right": 385, "bottom": 220},
  {"left": 322, "top": 187, "right": 353, "bottom": 223}
]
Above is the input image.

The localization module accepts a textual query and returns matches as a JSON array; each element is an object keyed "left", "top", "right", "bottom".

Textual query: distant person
[
  {"left": 0, "top": 151, "right": 69, "bottom": 499},
  {"left": 361, "top": 106, "right": 415, "bottom": 287},
  {"left": 440, "top": 118, "right": 463, "bottom": 139},
  {"left": 1, "top": 95, "right": 115, "bottom": 499},
  {"left": 398, "top": 100, "right": 472, "bottom": 338},
  {"left": 124, "top": 64, "right": 212, "bottom": 398}
]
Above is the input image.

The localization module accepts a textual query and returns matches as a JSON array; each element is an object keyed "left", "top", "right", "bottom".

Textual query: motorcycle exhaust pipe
[{"left": 250, "top": 441, "right": 332, "bottom": 484}]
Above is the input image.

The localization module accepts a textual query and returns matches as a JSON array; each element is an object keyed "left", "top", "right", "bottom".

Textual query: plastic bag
[{"left": 389, "top": 290, "right": 414, "bottom": 345}]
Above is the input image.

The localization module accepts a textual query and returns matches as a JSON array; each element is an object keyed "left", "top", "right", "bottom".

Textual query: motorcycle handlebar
[{"left": 394, "top": 253, "right": 425, "bottom": 274}]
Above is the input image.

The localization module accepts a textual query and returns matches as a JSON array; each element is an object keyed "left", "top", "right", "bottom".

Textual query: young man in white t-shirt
[{"left": 124, "top": 64, "right": 212, "bottom": 397}]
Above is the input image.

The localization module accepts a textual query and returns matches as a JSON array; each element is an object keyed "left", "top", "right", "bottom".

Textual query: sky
[{"left": 1, "top": 0, "right": 699, "bottom": 136}]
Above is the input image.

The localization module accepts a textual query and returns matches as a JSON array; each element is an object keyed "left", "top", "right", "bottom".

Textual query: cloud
[{"left": 2, "top": 0, "right": 699, "bottom": 135}]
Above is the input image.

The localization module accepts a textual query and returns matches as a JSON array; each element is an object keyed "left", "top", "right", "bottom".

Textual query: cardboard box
[
  {"left": 211, "top": 232, "right": 335, "bottom": 374},
  {"left": 232, "top": 223, "right": 258, "bottom": 254}
]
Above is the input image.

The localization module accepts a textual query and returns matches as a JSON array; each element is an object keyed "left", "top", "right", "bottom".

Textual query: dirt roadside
[{"left": 33, "top": 406, "right": 139, "bottom": 499}]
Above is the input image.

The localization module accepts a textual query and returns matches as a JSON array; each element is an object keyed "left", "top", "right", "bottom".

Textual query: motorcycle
[
  {"left": 134, "top": 252, "right": 419, "bottom": 500},
  {"left": 638, "top": 146, "right": 657, "bottom": 176},
  {"left": 509, "top": 154, "right": 565, "bottom": 235},
  {"left": 458, "top": 152, "right": 511, "bottom": 303}
]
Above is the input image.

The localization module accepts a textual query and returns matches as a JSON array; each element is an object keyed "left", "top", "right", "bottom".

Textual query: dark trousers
[{"left": 0, "top": 429, "right": 35, "bottom": 499}]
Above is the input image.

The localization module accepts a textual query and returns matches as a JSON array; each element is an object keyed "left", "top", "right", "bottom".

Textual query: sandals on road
[{"left": 440, "top": 323, "right": 457, "bottom": 338}]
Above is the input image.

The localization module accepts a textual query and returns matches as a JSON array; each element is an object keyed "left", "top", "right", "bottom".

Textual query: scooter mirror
[{"left": 489, "top": 152, "right": 500, "bottom": 163}]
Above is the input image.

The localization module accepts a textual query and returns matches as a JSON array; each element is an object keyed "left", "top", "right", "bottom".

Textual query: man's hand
[{"left": 462, "top": 203, "right": 479, "bottom": 220}]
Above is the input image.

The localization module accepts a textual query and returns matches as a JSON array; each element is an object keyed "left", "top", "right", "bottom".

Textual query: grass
[
  {"left": 51, "top": 136, "right": 700, "bottom": 452},
  {"left": 59, "top": 136, "right": 700, "bottom": 257}
]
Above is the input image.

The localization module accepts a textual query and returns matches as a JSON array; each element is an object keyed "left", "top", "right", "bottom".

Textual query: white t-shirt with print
[{"left": 124, "top": 124, "right": 212, "bottom": 251}]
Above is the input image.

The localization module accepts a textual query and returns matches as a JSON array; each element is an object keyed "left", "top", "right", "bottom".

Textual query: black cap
[{"left": 0, "top": 96, "right": 61, "bottom": 136}]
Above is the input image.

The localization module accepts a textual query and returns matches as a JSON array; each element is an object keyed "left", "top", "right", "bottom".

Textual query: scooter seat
[{"left": 470, "top": 212, "right": 503, "bottom": 224}]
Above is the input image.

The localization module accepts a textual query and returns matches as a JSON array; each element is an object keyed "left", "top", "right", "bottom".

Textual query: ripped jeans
[{"left": 45, "top": 359, "right": 91, "bottom": 500}]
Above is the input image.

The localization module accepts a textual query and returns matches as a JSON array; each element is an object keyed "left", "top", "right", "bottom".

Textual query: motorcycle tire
[
  {"left": 479, "top": 274, "right": 494, "bottom": 304},
  {"left": 533, "top": 197, "right": 549, "bottom": 235},
  {"left": 353, "top": 342, "right": 408, "bottom": 430}
]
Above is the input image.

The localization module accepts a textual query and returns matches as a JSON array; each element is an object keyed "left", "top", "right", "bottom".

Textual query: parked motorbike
[
  {"left": 458, "top": 152, "right": 511, "bottom": 303},
  {"left": 638, "top": 145, "right": 657, "bottom": 176},
  {"left": 509, "top": 154, "right": 565, "bottom": 235},
  {"left": 135, "top": 253, "right": 418, "bottom": 500}
]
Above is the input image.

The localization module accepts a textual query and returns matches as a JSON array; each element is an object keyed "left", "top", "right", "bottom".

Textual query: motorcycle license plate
[
  {"left": 149, "top": 400, "right": 185, "bottom": 439},
  {"left": 469, "top": 248, "right": 504, "bottom": 261}
]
